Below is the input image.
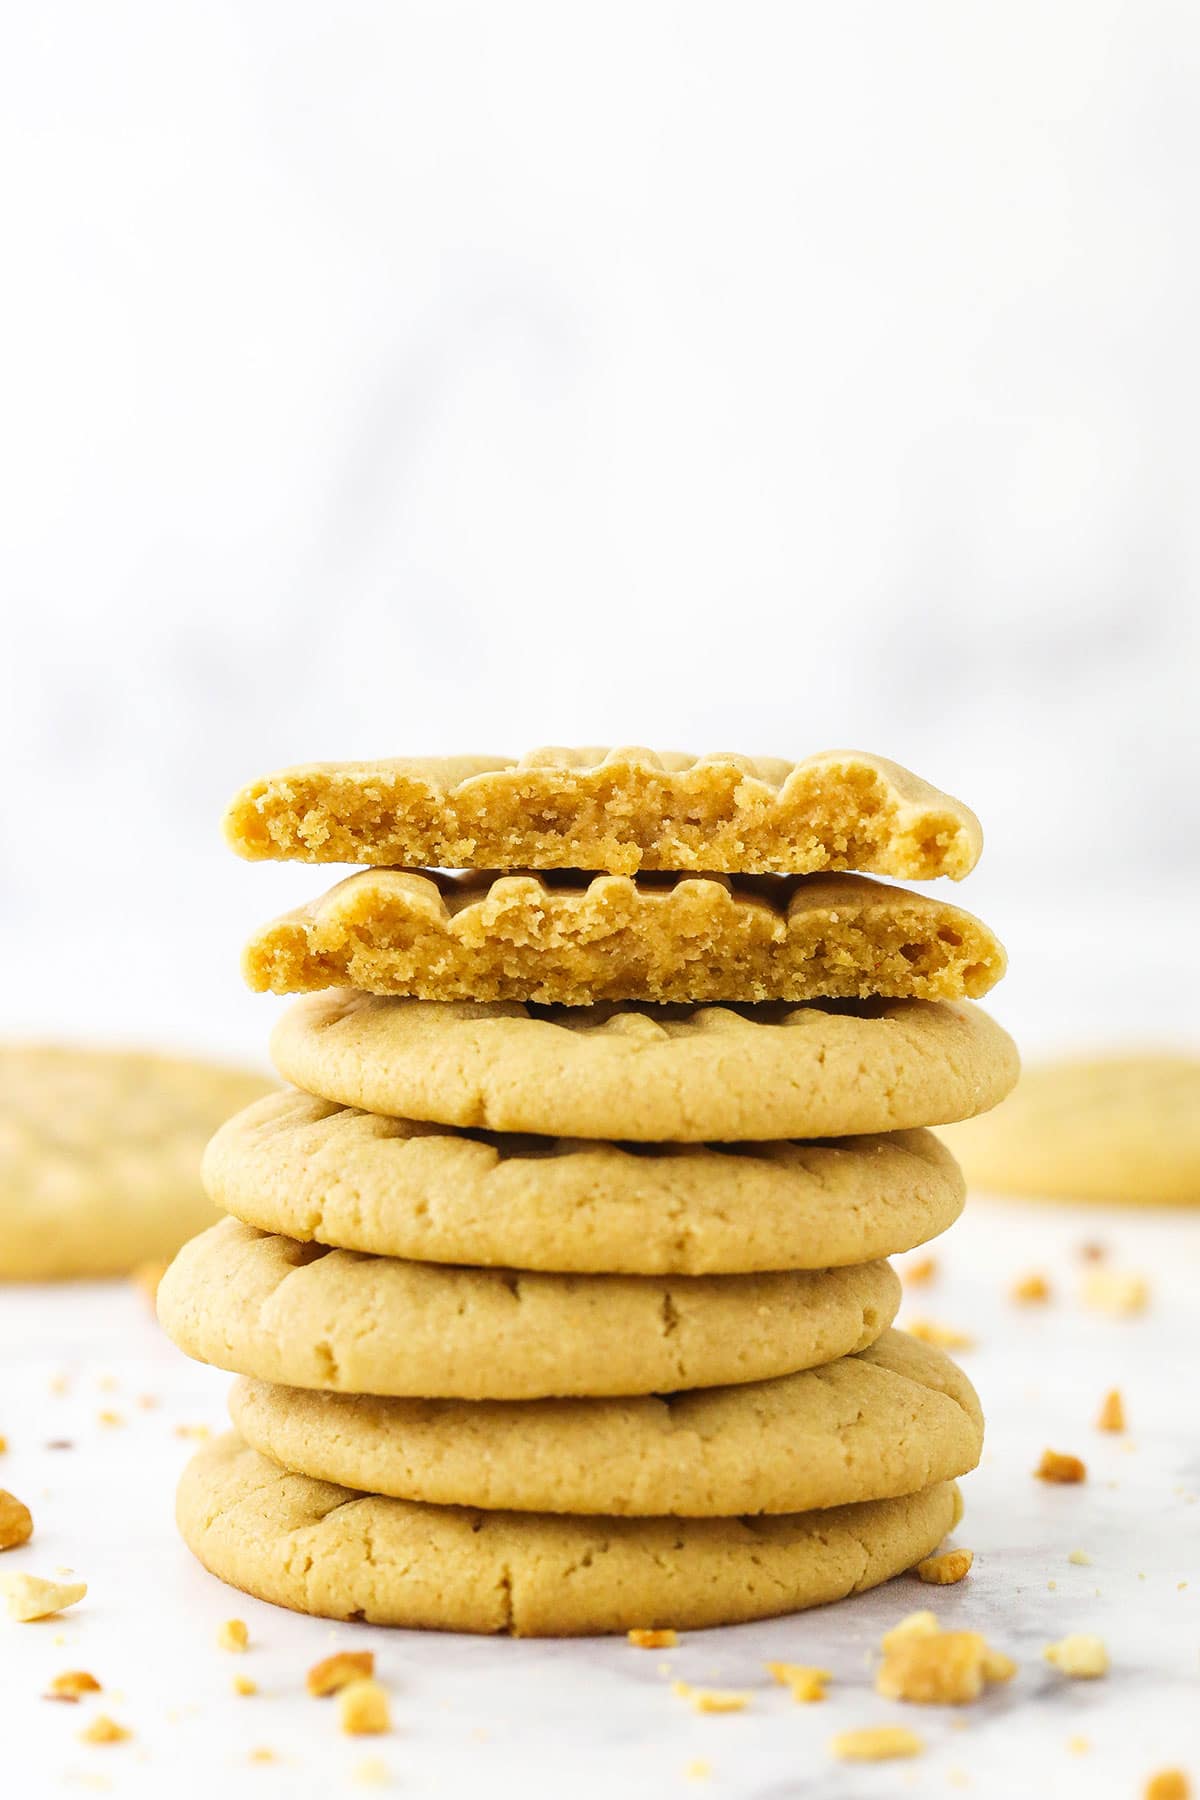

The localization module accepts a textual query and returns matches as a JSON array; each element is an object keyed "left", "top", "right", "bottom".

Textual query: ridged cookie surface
[
  {"left": 271, "top": 993, "right": 1019, "bottom": 1142},
  {"left": 244, "top": 870, "right": 1004, "bottom": 1005},
  {"left": 178, "top": 1434, "right": 963, "bottom": 1635},
  {"left": 157, "top": 1217, "right": 899, "bottom": 1398},
  {"left": 206, "top": 1092, "right": 965, "bottom": 1273},
  {"left": 224, "top": 747, "right": 982, "bottom": 879},
  {"left": 230, "top": 1328, "right": 982, "bottom": 1516}
]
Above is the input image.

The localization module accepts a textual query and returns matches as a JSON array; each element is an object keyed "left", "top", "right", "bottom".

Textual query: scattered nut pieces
[
  {"left": 1067, "top": 1549, "right": 1092, "bottom": 1566},
  {"left": 0, "top": 1489, "right": 33, "bottom": 1551},
  {"left": 233, "top": 1675, "right": 258, "bottom": 1697},
  {"left": 248, "top": 1747, "right": 277, "bottom": 1764},
  {"left": 1011, "top": 1273, "right": 1051, "bottom": 1304},
  {"left": 78, "top": 1714, "right": 131, "bottom": 1745},
  {"left": 45, "top": 1670, "right": 102, "bottom": 1702},
  {"left": 1044, "top": 1635, "right": 1109, "bottom": 1678},
  {"left": 337, "top": 1679, "right": 391, "bottom": 1736},
  {"left": 904, "top": 1257, "right": 937, "bottom": 1286},
  {"left": 1144, "top": 1772, "right": 1191, "bottom": 1800},
  {"left": 0, "top": 1434, "right": 7, "bottom": 1453},
  {"left": 1036, "top": 1449, "right": 1087, "bottom": 1484},
  {"left": 765, "top": 1662, "right": 830, "bottom": 1702},
  {"left": 830, "top": 1727, "right": 924, "bottom": 1762},
  {"left": 672, "top": 1681, "right": 749, "bottom": 1714},
  {"left": 876, "top": 1627, "right": 1016, "bottom": 1705},
  {"left": 1068, "top": 1736, "right": 1091, "bottom": 1754},
  {"left": 307, "top": 1650, "right": 375, "bottom": 1696},
  {"left": 904, "top": 1319, "right": 974, "bottom": 1349},
  {"left": 1097, "top": 1388, "right": 1127, "bottom": 1432},
  {"left": 916, "top": 1549, "right": 974, "bottom": 1586},
  {"left": 174, "top": 1424, "right": 212, "bottom": 1440},
  {"left": 684, "top": 1762, "right": 712, "bottom": 1783},
  {"left": 1082, "top": 1268, "right": 1149, "bottom": 1316},
  {"left": 216, "top": 1618, "right": 248, "bottom": 1652},
  {"left": 96, "top": 1410, "right": 123, "bottom": 1428},
  {"left": 880, "top": 1610, "right": 940, "bottom": 1653},
  {"left": 1, "top": 1572, "right": 86, "bottom": 1621},
  {"left": 628, "top": 1627, "right": 678, "bottom": 1649}
]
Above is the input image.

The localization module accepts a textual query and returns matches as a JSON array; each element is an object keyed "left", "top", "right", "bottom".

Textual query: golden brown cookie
[
  {"left": 223, "top": 748, "right": 982, "bottom": 879},
  {"left": 270, "top": 993, "right": 1019, "bottom": 1142},
  {"left": 0, "top": 1044, "right": 273, "bottom": 1279},
  {"left": 229, "top": 1328, "right": 983, "bottom": 1516},
  {"left": 941, "top": 1053, "right": 1200, "bottom": 1205},
  {"left": 243, "top": 870, "right": 1005, "bottom": 1005},
  {"left": 206, "top": 1092, "right": 965, "bottom": 1273},
  {"left": 177, "top": 1434, "right": 963, "bottom": 1635},
  {"left": 157, "top": 1217, "right": 899, "bottom": 1398}
]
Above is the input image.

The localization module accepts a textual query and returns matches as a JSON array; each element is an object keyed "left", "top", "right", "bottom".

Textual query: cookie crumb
[
  {"left": 628, "top": 1627, "right": 678, "bottom": 1649},
  {"left": 684, "top": 1761, "right": 711, "bottom": 1782},
  {"left": 49, "top": 1373, "right": 69, "bottom": 1396},
  {"left": 307, "top": 1650, "right": 375, "bottom": 1697},
  {"left": 174, "top": 1424, "right": 212, "bottom": 1440},
  {"left": 248, "top": 1747, "right": 276, "bottom": 1764},
  {"left": 876, "top": 1626, "right": 1016, "bottom": 1705},
  {"left": 915, "top": 1549, "right": 973, "bottom": 1586},
  {"left": 216, "top": 1618, "right": 248, "bottom": 1652},
  {"left": 904, "top": 1257, "right": 937, "bottom": 1287},
  {"left": 1068, "top": 1737, "right": 1090, "bottom": 1754},
  {"left": 1079, "top": 1241, "right": 1106, "bottom": 1262},
  {"left": 904, "top": 1319, "right": 974, "bottom": 1349},
  {"left": 337, "top": 1679, "right": 391, "bottom": 1736},
  {"left": 78, "top": 1715, "right": 131, "bottom": 1745},
  {"left": 881, "top": 1610, "right": 940, "bottom": 1652},
  {"left": 830, "top": 1727, "right": 923, "bottom": 1762},
  {"left": 45, "top": 1670, "right": 102, "bottom": 1702},
  {"left": 2, "top": 1571, "right": 86, "bottom": 1620},
  {"left": 1144, "top": 1772, "right": 1190, "bottom": 1800},
  {"left": 352, "top": 1759, "right": 390, "bottom": 1786},
  {"left": 96, "top": 1411, "right": 123, "bottom": 1429},
  {"left": 0, "top": 1488, "right": 33, "bottom": 1550},
  {"left": 765, "top": 1662, "right": 830, "bottom": 1702},
  {"left": 1036, "top": 1448, "right": 1087, "bottom": 1484},
  {"left": 1067, "top": 1549, "right": 1092, "bottom": 1566},
  {"left": 1096, "top": 1388, "right": 1126, "bottom": 1432},
  {"left": 672, "top": 1681, "right": 749, "bottom": 1714},
  {"left": 136, "top": 1395, "right": 159, "bottom": 1411},
  {"left": 0, "top": 1435, "right": 8, "bottom": 1454},
  {"left": 1011, "top": 1273, "right": 1051, "bottom": 1304},
  {"left": 1044, "top": 1635, "right": 1108, "bottom": 1678},
  {"left": 1082, "top": 1268, "right": 1149, "bottom": 1316},
  {"left": 233, "top": 1675, "right": 258, "bottom": 1697}
]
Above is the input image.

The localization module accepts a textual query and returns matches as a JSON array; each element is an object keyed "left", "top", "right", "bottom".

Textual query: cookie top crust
[
  {"left": 177, "top": 1434, "right": 962, "bottom": 1635},
  {"left": 206, "top": 1090, "right": 965, "bottom": 1273},
  {"left": 243, "top": 869, "right": 1005, "bottom": 1006},
  {"left": 229, "top": 1328, "right": 983, "bottom": 1517},
  {"left": 223, "top": 747, "right": 982, "bottom": 879},
  {"left": 270, "top": 992, "right": 1019, "bottom": 1142},
  {"left": 0, "top": 1043, "right": 273, "bottom": 1279},
  {"left": 157, "top": 1216, "right": 899, "bottom": 1399}
]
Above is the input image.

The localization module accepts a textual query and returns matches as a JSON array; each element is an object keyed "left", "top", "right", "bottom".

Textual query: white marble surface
[{"left": 1, "top": 1195, "right": 1197, "bottom": 1800}]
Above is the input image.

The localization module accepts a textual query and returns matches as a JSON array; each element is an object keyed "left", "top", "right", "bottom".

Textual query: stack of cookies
[{"left": 159, "top": 749, "right": 1018, "bottom": 1637}]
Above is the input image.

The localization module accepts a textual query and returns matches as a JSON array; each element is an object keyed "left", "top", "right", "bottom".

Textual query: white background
[{"left": 1, "top": 6, "right": 1198, "bottom": 1796}]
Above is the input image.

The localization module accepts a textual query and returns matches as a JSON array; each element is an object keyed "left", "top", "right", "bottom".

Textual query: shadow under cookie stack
[{"left": 160, "top": 748, "right": 1018, "bottom": 1637}]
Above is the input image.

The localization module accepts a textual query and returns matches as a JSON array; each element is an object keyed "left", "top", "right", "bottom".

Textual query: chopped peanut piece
[
  {"left": 1011, "top": 1272, "right": 1051, "bottom": 1304},
  {"left": 880, "top": 1610, "right": 940, "bottom": 1653},
  {"left": 1044, "top": 1635, "right": 1109, "bottom": 1678},
  {"left": 628, "top": 1627, "right": 678, "bottom": 1649},
  {"left": 1082, "top": 1269, "right": 1149, "bottom": 1316},
  {"left": 905, "top": 1319, "right": 974, "bottom": 1349},
  {"left": 766, "top": 1662, "right": 831, "bottom": 1702},
  {"left": 353, "top": 1760, "right": 390, "bottom": 1787},
  {"left": 337, "top": 1679, "right": 391, "bottom": 1736},
  {"left": 1067, "top": 1549, "right": 1092, "bottom": 1566},
  {"left": 1, "top": 1572, "right": 86, "bottom": 1621},
  {"left": 248, "top": 1748, "right": 277, "bottom": 1764},
  {"left": 307, "top": 1650, "right": 375, "bottom": 1696},
  {"left": 96, "top": 1410, "right": 123, "bottom": 1429},
  {"left": 830, "top": 1727, "right": 923, "bottom": 1762},
  {"left": 877, "top": 1629, "right": 1015, "bottom": 1705},
  {"left": 684, "top": 1762, "right": 711, "bottom": 1783},
  {"left": 1097, "top": 1389, "right": 1127, "bottom": 1432},
  {"left": 916, "top": 1549, "right": 973, "bottom": 1586},
  {"left": 79, "top": 1715, "right": 131, "bottom": 1745},
  {"left": 217, "top": 1618, "right": 249, "bottom": 1652},
  {"left": 1036, "top": 1449, "right": 1087, "bottom": 1484},
  {"left": 673, "top": 1681, "right": 749, "bottom": 1714},
  {"left": 904, "top": 1257, "right": 937, "bottom": 1287},
  {"left": 0, "top": 1489, "right": 33, "bottom": 1551},
  {"left": 0, "top": 1434, "right": 8, "bottom": 1453},
  {"left": 233, "top": 1675, "right": 259, "bottom": 1696},
  {"left": 1144, "top": 1772, "right": 1191, "bottom": 1800},
  {"left": 45, "top": 1670, "right": 101, "bottom": 1702}
]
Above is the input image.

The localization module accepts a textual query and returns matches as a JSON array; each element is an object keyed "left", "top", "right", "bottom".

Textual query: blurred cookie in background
[
  {"left": 0, "top": 1044, "right": 274, "bottom": 1279},
  {"left": 940, "top": 1053, "right": 1200, "bottom": 1205}
]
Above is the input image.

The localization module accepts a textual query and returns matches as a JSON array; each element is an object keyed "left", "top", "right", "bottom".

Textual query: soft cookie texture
[
  {"left": 206, "top": 1092, "right": 966, "bottom": 1274},
  {"left": 229, "top": 1328, "right": 983, "bottom": 1516},
  {"left": 941, "top": 1053, "right": 1200, "bottom": 1205},
  {"left": 223, "top": 748, "right": 982, "bottom": 879},
  {"left": 157, "top": 1218, "right": 900, "bottom": 1399},
  {"left": 243, "top": 870, "right": 1005, "bottom": 1005},
  {"left": 0, "top": 1044, "right": 273, "bottom": 1279},
  {"left": 271, "top": 993, "right": 1019, "bottom": 1142},
  {"left": 178, "top": 1435, "right": 963, "bottom": 1636}
]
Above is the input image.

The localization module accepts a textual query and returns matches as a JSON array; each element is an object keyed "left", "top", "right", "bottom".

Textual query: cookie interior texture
[
  {"left": 243, "top": 869, "right": 1005, "bottom": 1004},
  {"left": 224, "top": 747, "right": 982, "bottom": 879}
]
